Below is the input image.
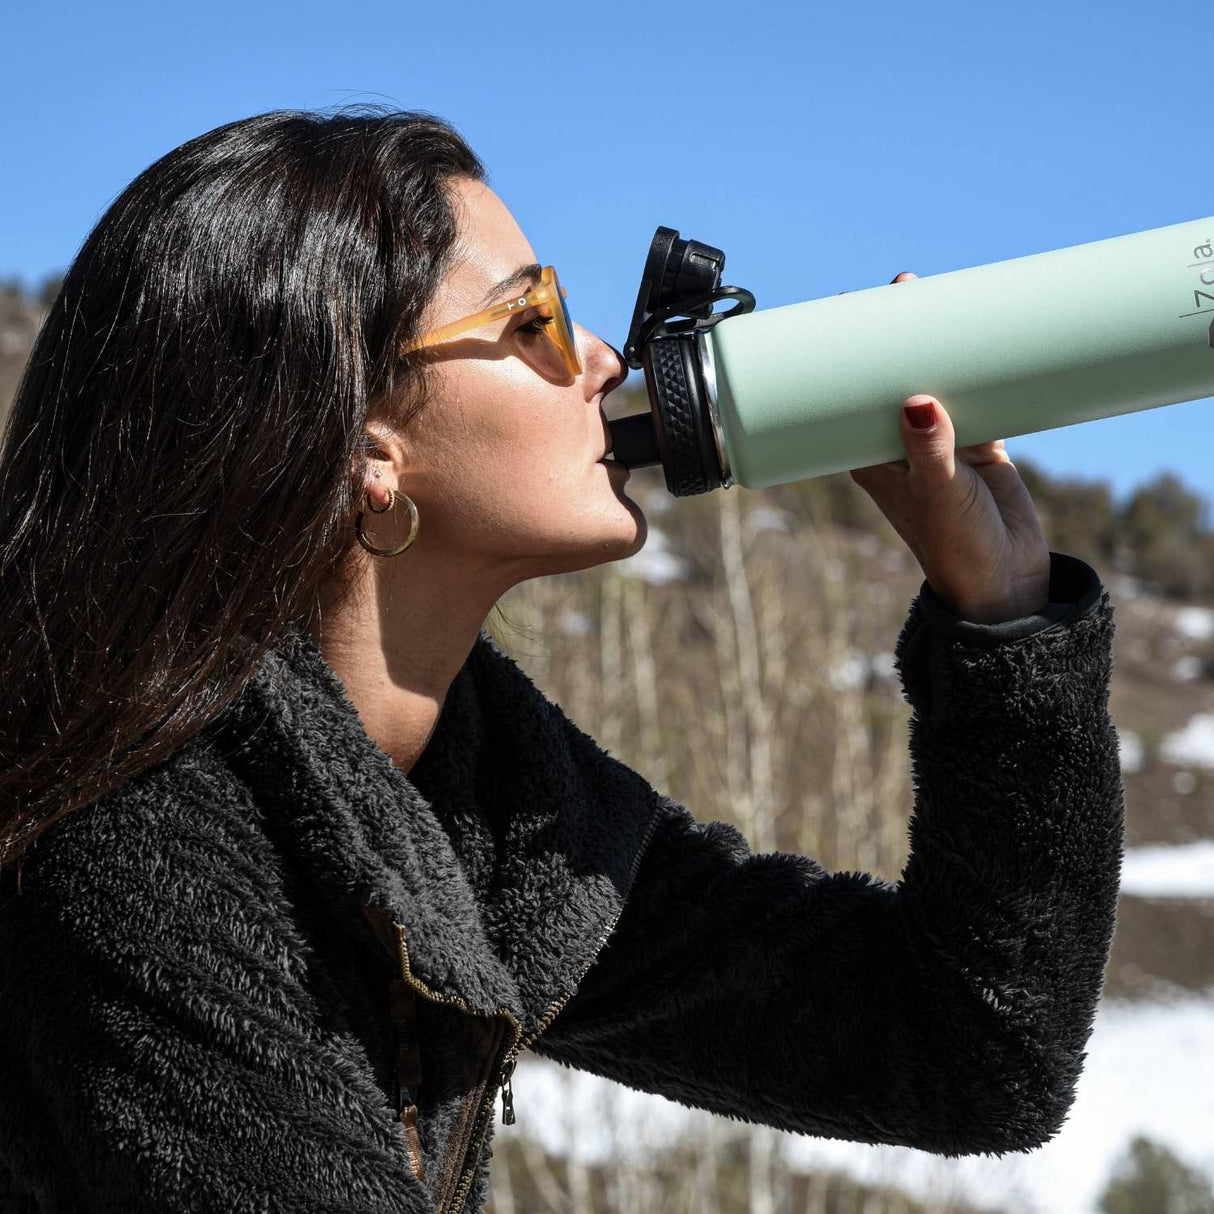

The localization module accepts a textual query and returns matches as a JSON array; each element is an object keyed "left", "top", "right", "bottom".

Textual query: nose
[{"left": 576, "top": 323, "right": 629, "bottom": 399}]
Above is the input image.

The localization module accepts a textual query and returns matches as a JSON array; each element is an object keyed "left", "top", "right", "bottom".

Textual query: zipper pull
[{"left": 499, "top": 1057, "right": 516, "bottom": 1125}]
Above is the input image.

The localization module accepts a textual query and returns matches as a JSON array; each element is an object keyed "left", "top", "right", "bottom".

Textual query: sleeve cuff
[{"left": 915, "top": 551, "right": 1105, "bottom": 647}]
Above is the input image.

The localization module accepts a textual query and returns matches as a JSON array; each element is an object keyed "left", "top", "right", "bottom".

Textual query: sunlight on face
[{"left": 392, "top": 177, "right": 647, "bottom": 587}]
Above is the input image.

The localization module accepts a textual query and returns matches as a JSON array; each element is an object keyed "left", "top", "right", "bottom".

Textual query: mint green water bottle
[{"left": 607, "top": 218, "right": 1214, "bottom": 493}]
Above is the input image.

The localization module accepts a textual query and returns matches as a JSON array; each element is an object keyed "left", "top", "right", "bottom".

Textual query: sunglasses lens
[
  {"left": 555, "top": 283, "right": 579, "bottom": 373},
  {"left": 527, "top": 269, "right": 579, "bottom": 377}
]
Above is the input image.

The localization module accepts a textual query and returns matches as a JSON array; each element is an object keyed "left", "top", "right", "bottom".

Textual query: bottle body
[{"left": 705, "top": 216, "right": 1214, "bottom": 489}]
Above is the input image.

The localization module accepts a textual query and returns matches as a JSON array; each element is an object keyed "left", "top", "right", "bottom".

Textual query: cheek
[
  {"left": 461, "top": 364, "right": 580, "bottom": 481},
  {"left": 415, "top": 365, "right": 593, "bottom": 532}
]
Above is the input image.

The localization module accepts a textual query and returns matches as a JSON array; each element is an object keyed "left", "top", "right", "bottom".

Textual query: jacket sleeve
[
  {"left": 529, "top": 550, "right": 1125, "bottom": 1159},
  {"left": 0, "top": 793, "right": 434, "bottom": 1214}
]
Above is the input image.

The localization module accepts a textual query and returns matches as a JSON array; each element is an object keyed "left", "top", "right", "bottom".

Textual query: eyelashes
[{"left": 516, "top": 313, "right": 555, "bottom": 338}]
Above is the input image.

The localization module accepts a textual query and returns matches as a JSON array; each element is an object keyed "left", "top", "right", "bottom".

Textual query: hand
[{"left": 844, "top": 273, "right": 1052, "bottom": 625}]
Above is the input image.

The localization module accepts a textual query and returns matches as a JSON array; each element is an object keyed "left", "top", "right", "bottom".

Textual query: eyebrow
[{"left": 479, "top": 261, "right": 543, "bottom": 308}]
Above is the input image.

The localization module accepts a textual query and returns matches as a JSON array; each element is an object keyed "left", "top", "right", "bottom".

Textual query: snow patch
[
  {"left": 827, "top": 650, "right": 897, "bottom": 691},
  {"left": 508, "top": 994, "right": 1214, "bottom": 1214},
  {"left": 1120, "top": 839, "right": 1214, "bottom": 899},
  {"left": 1117, "top": 729, "right": 1144, "bottom": 774},
  {"left": 1173, "top": 606, "right": 1214, "bottom": 641},
  {"left": 746, "top": 506, "right": 794, "bottom": 534},
  {"left": 1172, "top": 655, "right": 1204, "bottom": 682},
  {"left": 557, "top": 610, "right": 593, "bottom": 637},
  {"left": 1160, "top": 714, "right": 1214, "bottom": 769},
  {"left": 616, "top": 526, "right": 689, "bottom": 585}
]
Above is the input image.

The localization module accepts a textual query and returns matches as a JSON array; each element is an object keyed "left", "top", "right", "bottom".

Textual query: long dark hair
[{"left": 0, "top": 104, "right": 488, "bottom": 883}]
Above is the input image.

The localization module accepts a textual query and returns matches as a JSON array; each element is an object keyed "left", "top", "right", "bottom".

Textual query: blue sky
[{"left": 4, "top": 0, "right": 1212, "bottom": 509}]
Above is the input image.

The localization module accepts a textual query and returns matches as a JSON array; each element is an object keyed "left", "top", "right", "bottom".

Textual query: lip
[{"left": 599, "top": 458, "right": 628, "bottom": 473}]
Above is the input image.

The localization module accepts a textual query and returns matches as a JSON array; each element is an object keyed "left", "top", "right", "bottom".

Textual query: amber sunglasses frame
[{"left": 398, "top": 264, "right": 582, "bottom": 377}]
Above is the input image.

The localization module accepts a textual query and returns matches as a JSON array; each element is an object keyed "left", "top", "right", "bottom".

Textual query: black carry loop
[{"left": 610, "top": 225, "right": 756, "bottom": 496}]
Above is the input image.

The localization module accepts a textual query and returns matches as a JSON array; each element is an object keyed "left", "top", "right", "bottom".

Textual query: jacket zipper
[
  {"left": 386, "top": 918, "right": 522, "bottom": 1214},
  {"left": 444, "top": 795, "right": 666, "bottom": 1214},
  {"left": 383, "top": 794, "right": 666, "bottom": 1214}
]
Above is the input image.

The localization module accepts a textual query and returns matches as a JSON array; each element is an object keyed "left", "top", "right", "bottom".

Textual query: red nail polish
[{"left": 904, "top": 401, "right": 936, "bottom": 430}]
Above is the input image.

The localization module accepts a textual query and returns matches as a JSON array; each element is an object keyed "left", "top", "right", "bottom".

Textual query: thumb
[{"left": 901, "top": 395, "right": 956, "bottom": 486}]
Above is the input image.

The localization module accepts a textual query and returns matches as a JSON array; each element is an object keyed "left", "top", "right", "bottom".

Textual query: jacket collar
[{"left": 205, "top": 622, "right": 660, "bottom": 1040}]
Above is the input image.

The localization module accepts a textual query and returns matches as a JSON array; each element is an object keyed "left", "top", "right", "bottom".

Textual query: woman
[{"left": 0, "top": 107, "right": 1124, "bottom": 1214}]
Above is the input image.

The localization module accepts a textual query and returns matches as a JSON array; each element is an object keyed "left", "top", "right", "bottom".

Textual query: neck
[{"left": 307, "top": 563, "right": 505, "bottom": 776}]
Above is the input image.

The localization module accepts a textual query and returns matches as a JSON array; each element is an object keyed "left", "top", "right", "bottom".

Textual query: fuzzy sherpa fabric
[{"left": 0, "top": 549, "right": 1124, "bottom": 1211}]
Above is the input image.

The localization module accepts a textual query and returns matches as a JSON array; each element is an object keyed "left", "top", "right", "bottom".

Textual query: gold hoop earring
[{"left": 354, "top": 487, "right": 420, "bottom": 557}]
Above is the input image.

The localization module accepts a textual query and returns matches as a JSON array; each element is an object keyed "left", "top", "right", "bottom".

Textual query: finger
[
  {"left": 901, "top": 394, "right": 957, "bottom": 487},
  {"left": 956, "top": 438, "right": 1012, "bottom": 467},
  {"left": 841, "top": 271, "right": 917, "bottom": 296},
  {"left": 971, "top": 458, "right": 1043, "bottom": 531},
  {"left": 849, "top": 459, "right": 908, "bottom": 491}
]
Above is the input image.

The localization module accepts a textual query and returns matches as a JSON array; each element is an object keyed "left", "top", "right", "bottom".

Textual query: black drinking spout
[{"left": 606, "top": 410, "right": 663, "bottom": 470}]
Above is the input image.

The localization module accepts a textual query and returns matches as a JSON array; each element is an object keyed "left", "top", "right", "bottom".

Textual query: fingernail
[{"left": 904, "top": 401, "right": 937, "bottom": 431}]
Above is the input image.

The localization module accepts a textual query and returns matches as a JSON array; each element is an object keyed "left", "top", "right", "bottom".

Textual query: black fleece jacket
[{"left": 0, "top": 550, "right": 1124, "bottom": 1213}]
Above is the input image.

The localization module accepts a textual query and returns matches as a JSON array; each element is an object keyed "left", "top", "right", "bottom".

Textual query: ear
[{"left": 356, "top": 422, "right": 413, "bottom": 486}]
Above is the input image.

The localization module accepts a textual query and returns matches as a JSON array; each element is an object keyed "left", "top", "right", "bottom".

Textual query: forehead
[{"left": 444, "top": 178, "right": 538, "bottom": 308}]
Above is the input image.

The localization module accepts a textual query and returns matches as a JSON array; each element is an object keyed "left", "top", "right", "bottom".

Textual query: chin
[
  {"left": 542, "top": 510, "right": 649, "bottom": 579},
  {"left": 603, "top": 492, "right": 647, "bottom": 553},
  {"left": 621, "top": 505, "right": 648, "bottom": 553}
]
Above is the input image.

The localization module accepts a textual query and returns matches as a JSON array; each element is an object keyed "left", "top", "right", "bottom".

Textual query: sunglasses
[{"left": 398, "top": 264, "right": 582, "bottom": 378}]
